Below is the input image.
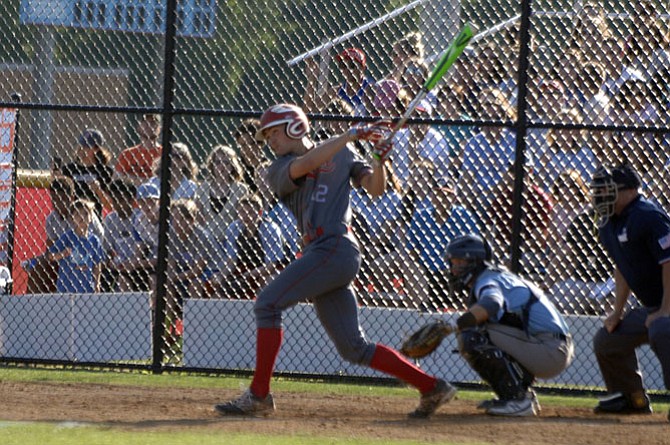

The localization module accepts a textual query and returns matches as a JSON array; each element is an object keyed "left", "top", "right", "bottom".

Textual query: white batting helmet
[{"left": 255, "top": 104, "right": 310, "bottom": 141}]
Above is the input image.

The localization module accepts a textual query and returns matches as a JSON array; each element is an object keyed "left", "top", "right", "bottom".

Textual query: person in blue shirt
[
  {"left": 459, "top": 87, "right": 517, "bottom": 213},
  {"left": 407, "top": 185, "right": 480, "bottom": 311},
  {"left": 207, "top": 193, "right": 292, "bottom": 300},
  {"left": 303, "top": 47, "right": 374, "bottom": 117},
  {"left": 590, "top": 163, "right": 670, "bottom": 419},
  {"left": 47, "top": 199, "right": 105, "bottom": 293},
  {"left": 444, "top": 234, "right": 574, "bottom": 417}
]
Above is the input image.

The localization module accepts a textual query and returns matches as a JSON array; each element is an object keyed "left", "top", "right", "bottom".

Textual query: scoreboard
[{"left": 20, "top": 0, "right": 217, "bottom": 38}]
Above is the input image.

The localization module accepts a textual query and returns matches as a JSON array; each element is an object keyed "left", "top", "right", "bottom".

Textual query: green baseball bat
[
  {"left": 384, "top": 23, "right": 476, "bottom": 141},
  {"left": 424, "top": 23, "right": 476, "bottom": 90}
]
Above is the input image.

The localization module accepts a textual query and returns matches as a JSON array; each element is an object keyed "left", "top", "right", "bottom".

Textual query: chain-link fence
[{"left": 0, "top": 0, "right": 668, "bottom": 390}]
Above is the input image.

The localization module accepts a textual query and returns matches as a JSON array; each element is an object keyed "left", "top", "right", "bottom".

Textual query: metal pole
[
  {"left": 151, "top": 0, "right": 179, "bottom": 374},
  {"left": 286, "top": 0, "right": 433, "bottom": 66},
  {"left": 509, "top": 0, "right": 534, "bottom": 273}
]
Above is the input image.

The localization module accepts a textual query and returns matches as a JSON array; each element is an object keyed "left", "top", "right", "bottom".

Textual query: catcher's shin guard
[{"left": 458, "top": 329, "right": 533, "bottom": 400}]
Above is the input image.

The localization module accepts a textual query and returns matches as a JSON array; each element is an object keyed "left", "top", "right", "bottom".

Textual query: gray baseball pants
[{"left": 254, "top": 234, "right": 377, "bottom": 365}]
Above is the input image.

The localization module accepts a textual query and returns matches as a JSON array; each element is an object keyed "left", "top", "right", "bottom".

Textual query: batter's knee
[
  {"left": 253, "top": 297, "right": 282, "bottom": 329},
  {"left": 334, "top": 336, "right": 375, "bottom": 365}
]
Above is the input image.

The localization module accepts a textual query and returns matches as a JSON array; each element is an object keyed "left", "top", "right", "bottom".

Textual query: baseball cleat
[
  {"left": 485, "top": 393, "right": 537, "bottom": 417},
  {"left": 408, "top": 379, "right": 457, "bottom": 419},
  {"left": 214, "top": 389, "right": 276, "bottom": 416},
  {"left": 478, "top": 389, "right": 541, "bottom": 414},
  {"left": 593, "top": 392, "right": 652, "bottom": 415}
]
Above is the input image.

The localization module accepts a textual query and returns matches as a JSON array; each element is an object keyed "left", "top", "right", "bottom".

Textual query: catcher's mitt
[{"left": 400, "top": 320, "right": 457, "bottom": 359}]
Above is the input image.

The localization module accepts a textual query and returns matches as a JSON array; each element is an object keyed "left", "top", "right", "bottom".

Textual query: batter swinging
[{"left": 214, "top": 103, "right": 455, "bottom": 418}]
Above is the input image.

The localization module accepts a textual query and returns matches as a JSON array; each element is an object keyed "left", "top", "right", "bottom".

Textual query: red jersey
[{"left": 115, "top": 144, "right": 162, "bottom": 179}]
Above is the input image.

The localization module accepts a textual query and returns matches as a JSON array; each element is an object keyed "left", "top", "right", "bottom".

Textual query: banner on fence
[{"left": 0, "top": 109, "right": 16, "bottom": 265}]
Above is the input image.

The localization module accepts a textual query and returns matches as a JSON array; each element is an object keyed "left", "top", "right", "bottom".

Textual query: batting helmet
[
  {"left": 255, "top": 104, "right": 310, "bottom": 142},
  {"left": 590, "top": 163, "right": 641, "bottom": 227},
  {"left": 445, "top": 234, "right": 492, "bottom": 288}
]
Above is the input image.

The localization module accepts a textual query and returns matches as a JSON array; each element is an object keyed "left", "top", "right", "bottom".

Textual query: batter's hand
[
  {"left": 372, "top": 138, "right": 393, "bottom": 162},
  {"left": 347, "top": 120, "right": 393, "bottom": 143}
]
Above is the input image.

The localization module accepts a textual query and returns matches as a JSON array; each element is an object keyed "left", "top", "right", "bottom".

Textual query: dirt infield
[{"left": 2, "top": 380, "right": 668, "bottom": 444}]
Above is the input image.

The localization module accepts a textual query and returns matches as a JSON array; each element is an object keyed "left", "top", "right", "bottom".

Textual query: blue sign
[{"left": 20, "top": 0, "right": 217, "bottom": 38}]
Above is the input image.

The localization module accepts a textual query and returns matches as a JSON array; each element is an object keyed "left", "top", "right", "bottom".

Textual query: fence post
[
  {"left": 509, "top": 0, "right": 534, "bottom": 273},
  {"left": 151, "top": 0, "right": 180, "bottom": 374}
]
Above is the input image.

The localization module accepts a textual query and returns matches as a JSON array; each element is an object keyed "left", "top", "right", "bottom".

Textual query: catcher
[{"left": 402, "top": 234, "right": 574, "bottom": 417}]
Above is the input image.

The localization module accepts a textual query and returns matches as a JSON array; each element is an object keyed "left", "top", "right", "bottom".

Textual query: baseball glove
[{"left": 400, "top": 320, "right": 457, "bottom": 359}]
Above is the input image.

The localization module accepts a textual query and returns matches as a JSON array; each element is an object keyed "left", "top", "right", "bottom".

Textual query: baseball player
[
  {"left": 214, "top": 103, "right": 455, "bottom": 418},
  {"left": 590, "top": 163, "right": 670, "bottom": 419},
  {"left": 445, "top": 234, "right": 574, "bottom": 416}
]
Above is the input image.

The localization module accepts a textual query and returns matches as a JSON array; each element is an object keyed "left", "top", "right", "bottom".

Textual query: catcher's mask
[
  {"left": 590, "top": 163, "right": 641, "bottom": 228},
  {"left": 446, "top": 234, "right": 492, "bottom": 290}
]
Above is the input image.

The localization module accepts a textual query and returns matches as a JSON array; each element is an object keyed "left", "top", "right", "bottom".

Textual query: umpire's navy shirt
[{"left": 600, "top": 196, "right": 670, "bottom": 307}]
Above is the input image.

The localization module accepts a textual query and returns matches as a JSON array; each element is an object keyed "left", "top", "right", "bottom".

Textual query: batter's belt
[{"left": 301, "top": 224, "right": 352, "bottom": 247}]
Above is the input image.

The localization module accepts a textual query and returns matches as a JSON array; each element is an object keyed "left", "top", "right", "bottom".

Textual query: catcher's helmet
[
  {"left": 445, "top": 234, "right": 491, "bottom": 288},
  {"left": 255, "top": 104, "right": 310, "bottom": 142},
  {"left": 590, "top": 163, "right": 641, "bottom": 227}
]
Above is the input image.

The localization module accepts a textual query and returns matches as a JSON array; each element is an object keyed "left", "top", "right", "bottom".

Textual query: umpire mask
[{"left": 590, "top": 164, "right": 641, "bottom": 228}]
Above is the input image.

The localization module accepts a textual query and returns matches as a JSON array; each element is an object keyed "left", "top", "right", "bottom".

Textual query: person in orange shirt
[{"left": 115, "top": 114, "right": 162, "bottom": 186}]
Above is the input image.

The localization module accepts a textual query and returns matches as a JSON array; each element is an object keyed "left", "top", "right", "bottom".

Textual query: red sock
[
  {"left": 250, "top": 327, "right": 283, "bottom": 398},
  {"left": 369, "top": 344, "right": 438, "bottom": 394}
]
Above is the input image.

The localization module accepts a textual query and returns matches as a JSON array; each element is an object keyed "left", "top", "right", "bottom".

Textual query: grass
[
  {"left": 1, "top": 367, "right": 668, "bottom": 445},
  {"left": 2, "top": 423, "right": 493, "bottom": 445}
]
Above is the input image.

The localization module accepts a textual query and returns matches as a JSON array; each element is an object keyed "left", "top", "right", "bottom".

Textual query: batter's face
[{"left": 263, "top": 125, "right": 302, "bottom": 156}]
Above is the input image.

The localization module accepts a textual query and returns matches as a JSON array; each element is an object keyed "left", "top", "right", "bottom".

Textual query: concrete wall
[
  {"left": 183, "top": 299, "right": 666, "bottom": 390},
  {"left": 0, "top": 292, "right": 151, "bottom": 361}
]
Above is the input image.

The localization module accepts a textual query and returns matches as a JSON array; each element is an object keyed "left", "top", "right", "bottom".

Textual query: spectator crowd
[{"left": 21, "top": 1, "right": 670, "bottom": 323}]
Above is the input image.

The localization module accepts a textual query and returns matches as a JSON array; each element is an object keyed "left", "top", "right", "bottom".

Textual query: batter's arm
[
  {"left": 290, "top": 133, "right": 353, "bottom": 179},
  {"left": 290, "top": 122, "right": 388, "bottom": 179},
  {"left": 360, "top": 159, "right": 386, "bottom": 197}
]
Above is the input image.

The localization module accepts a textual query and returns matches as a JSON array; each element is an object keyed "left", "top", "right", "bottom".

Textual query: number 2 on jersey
[{"left": 312, "top": 184, "right": 328, "bottom": 203}]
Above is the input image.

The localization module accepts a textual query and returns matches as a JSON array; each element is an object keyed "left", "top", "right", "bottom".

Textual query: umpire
[{"left": 591, "top": 163, "right": 670, "bottom": 419}]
